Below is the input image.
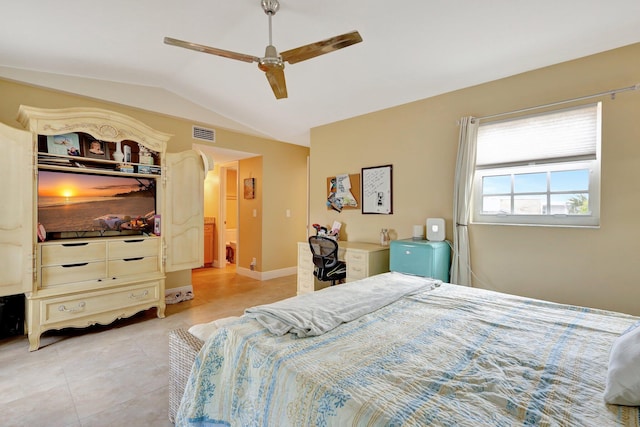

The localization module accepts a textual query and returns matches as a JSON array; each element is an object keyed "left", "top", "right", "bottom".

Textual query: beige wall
[
  {"left": 0, "top": 77, "right": 309, "bottom": 289},
  {"left": 238, "top": 157, "right": 263, "bottom": 270},
  {"left": 311, "top": 43, "right": 640, "bottom": 316}
]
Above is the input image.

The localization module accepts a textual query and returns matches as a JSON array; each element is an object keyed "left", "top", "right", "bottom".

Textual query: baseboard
[
  {"left": 165, "top": 285, "right": 194, "bottom": 304},
  {"left": 236, "top": 266, "right": 297, "bottom": 281}
]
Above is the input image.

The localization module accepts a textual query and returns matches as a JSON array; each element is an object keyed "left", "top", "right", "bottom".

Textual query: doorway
[{"left": 193, "top": 143, "right": 257, "bottom": 270}]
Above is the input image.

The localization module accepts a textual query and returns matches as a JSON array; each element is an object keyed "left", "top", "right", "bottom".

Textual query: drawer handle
[
  {"left": 58, "top": 302, "right": 86, "bottom": 313},
  {"left": 123, "top": 239, "right": 145, "bottom": 243},
  {"left": 404, "top": 250, "right": 412, "bottom": 255},
  {"left": 123, "top": 257, "right": 144, "bottom": 262},
  {"left": 129, "top": 290, "right": 149, "bottom": 299},
  {"left": 61, "top": 262, "right": 89, "bottom": 268},
  {"left": 61, "top": 242, "right": 89, "bottom": 247}
]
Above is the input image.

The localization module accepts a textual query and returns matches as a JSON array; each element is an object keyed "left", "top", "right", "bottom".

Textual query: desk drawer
[
  {"left": 108, "top": 238, "right": 159, "bottom": 259},
  {"left": 40, "top": 282, "right": 159, "bottom": 325},
  {"left": 346, "top": 251, "right": 368, "bottom": 280},
  {"left": 108, "top": 256, "right": 159, "bottom": 278},
  {"left": 41, "top": 261, "right": 106, "bottom": 287},
  {"left": 297, "top": 269, "right": 315, "bottom": 294},
  {"left": 347, "top": 263, "right": 368, "bottom": 280},
  {"left": 41, "top": 242, "right": 106, "bottom": 266}
]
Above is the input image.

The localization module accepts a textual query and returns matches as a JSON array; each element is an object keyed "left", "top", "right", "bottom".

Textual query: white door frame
[{"left": 216, "top": 163, "right": 238, "bottom": 268}]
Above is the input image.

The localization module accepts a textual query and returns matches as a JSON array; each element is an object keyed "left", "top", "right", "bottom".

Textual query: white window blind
[{"left": 476, "top": 103, "right": 600, "bottom": 168}]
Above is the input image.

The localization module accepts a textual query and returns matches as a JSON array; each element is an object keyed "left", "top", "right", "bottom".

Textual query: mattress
[{"left": 176, "top": 275, "right": 639, "bottom": 426}]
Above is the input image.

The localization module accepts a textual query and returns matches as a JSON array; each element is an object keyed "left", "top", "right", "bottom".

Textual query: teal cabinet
[{"left": 389, "top": 239, "right": 450, "bottom": 282}]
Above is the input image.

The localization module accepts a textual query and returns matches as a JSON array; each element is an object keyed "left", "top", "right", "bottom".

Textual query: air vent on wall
[{"left": 192, "top": 125, "right": 215, "bottom": 142}]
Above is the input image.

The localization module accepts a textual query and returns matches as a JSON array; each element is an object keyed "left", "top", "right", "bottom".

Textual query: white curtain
[{"left": 451, "top": 117, "right": 479, "bottom": 286}]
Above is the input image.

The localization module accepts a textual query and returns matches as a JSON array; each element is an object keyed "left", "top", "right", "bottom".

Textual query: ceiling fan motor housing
[{"left": 259, "top": 45, "right": 284, "bottom": 71}]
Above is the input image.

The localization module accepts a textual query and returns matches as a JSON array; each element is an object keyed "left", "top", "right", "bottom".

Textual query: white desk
[{"left": 297, "top": 241, "right": 390, "bottom": 295}]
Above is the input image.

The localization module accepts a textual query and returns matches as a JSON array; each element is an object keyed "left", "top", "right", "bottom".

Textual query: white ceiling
[{"left": 1, "top": 0, "right": 639, "bottom": 149}]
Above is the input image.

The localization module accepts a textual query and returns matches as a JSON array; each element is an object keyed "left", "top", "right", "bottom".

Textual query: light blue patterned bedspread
[{"left": 176, "top": 278, "right": 640, "bottom": 427}]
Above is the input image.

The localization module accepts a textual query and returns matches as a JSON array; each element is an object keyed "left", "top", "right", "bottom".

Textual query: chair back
[{"left": 308, "top": 236, "right": 339, "bottom": 269}]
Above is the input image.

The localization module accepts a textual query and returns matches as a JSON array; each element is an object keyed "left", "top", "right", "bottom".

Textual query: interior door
[
  {"left": 164, "top": 150, "right": 205, "bottom": 272},
  {"left": 0, "top": 122, "right": 33, "bottom": 296}
]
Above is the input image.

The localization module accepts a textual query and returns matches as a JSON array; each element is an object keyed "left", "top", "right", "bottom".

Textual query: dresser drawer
[
  {"left": 41, "top": 241, "right": 106, "bottom": 266},
  {"left": 108, "top": 256, "right": 159, "bottom": 278},
  {"left": 41, "top": 261, "right": 107, "bottom": 287},
  {"left": 40, "top": 282, "right": 160, "bottom": 325},
  {"left": 108, "top": 238, "right": 159, "bottom": 259}
]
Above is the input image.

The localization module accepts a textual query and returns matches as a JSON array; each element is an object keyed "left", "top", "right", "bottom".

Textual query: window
[{"left": 472, "top": 103, "right": 601, "bottom": 227}]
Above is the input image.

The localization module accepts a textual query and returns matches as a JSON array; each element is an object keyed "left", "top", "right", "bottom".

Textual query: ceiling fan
[{"left": 164, "top": 0, "right": 362, "bottom": 100}]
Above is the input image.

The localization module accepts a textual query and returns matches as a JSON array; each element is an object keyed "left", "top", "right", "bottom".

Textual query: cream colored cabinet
[
  {"left": 0, "top": 105, "right": 204, "bottom": 351},
  {"left": 297, "top": 241, "right": 390, "bottom": 295},
  {"left": 0, "top": 122, "right": 32, "bottom": 297},
  {"left": 164, "top": 150, "right": 204, "bottom": 271}
]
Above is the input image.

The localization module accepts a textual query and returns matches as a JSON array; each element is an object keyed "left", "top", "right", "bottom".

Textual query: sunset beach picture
[{"left": 38, "top": 170, "right": 156, "bottom": 234}]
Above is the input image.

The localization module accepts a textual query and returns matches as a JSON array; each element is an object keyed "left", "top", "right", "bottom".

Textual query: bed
[{"left": 174, "top": 272, "right": 640, "bottom": 426}]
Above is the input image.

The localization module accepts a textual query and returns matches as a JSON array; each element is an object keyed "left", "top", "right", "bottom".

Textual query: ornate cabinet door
[
  {"left": 0, "top": 122, "right": 33, "bottom": 296},
  {"left": 164, "top": 150, "right": 204, "bottom": 272}
]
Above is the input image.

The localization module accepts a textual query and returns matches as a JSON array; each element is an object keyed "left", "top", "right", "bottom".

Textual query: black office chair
[{"left": 308, "top": 236, "right": 347, "bottom": 286}]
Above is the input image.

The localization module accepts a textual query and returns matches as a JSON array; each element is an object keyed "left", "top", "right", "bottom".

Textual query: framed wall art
[
  {"left": 361, "top": 164, "right": 393, "bottom": 214},
  {"left": 244, "top": 177, "right": 255, "bottom": 199}
]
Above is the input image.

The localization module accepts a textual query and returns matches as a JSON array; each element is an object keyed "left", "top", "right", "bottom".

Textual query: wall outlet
[{"left": 250, "top": 257, "right": 256, "bottom": 271}]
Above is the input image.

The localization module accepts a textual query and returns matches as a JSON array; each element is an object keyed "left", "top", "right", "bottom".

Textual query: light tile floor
[{"left": 0, "top": 266, "right": 296, "bottom": 427}]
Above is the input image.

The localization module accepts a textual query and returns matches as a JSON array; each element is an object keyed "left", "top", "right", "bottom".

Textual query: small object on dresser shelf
[
  {"left": 115, "top": 164, "right": 135, "bottom": 173},
  {"left": 154, "top": 215, "right": 161, "bottom": 236},
  {"left": 137, "top": 165, "right": 161, "bottom": 175}
]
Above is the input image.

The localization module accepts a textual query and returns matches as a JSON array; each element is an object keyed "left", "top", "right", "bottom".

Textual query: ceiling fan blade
[
  {"left": 265, "top": 68, "right": 288, "bottom": 99},
  {"left": 164, "top": 37, "right": 259, "bottom": 64},
  {"left": 280, "top": 31, "right": 362, "bottom": 65}
]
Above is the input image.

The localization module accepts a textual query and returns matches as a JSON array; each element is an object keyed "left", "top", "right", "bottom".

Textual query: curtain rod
[{"left": 477, "top": 83, "right": 640, "bottom": 122}]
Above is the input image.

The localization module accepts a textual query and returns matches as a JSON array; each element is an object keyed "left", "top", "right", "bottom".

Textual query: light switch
[
  {"left": 286, "top": 209, "right": 291, "bottom": 217},
  {"left": 252, "top": 209, "right": 257, "bottom": 217}
]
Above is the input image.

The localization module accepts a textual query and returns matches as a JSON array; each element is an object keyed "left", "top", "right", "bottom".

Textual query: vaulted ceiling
[{"left": 1, "top": 1, "right": 639, "bottom": 147}]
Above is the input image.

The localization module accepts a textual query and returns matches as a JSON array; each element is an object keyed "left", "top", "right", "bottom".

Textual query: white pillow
[
  {"left": 188, "top": 316, "right": 240, "bottom": 341},
  {"left": 604, "top": 322, "right": 640, "bottom": 406}
]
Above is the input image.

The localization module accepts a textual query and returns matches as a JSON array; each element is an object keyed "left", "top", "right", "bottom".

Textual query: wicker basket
[{"left": 168, "top": 328, "right": 204, "bottom": 423}]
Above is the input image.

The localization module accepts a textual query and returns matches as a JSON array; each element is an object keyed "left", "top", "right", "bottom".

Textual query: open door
[{"left": 0, "top": 122, "right": 33, "bottom": 296}]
